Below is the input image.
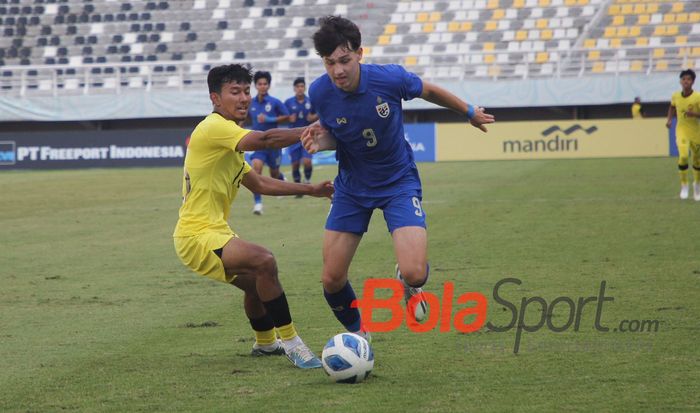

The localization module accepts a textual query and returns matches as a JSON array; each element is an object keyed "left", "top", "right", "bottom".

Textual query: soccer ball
[{"left": 321, "top": 333, "right": 374, "bottom": 384}]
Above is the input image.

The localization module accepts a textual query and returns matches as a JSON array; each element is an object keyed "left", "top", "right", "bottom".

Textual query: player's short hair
[
  {"left": 293, "top": 77, "right": 305, "bottom": 86},
  {"left": 253, "top": 71, "right": 272, "bottom": 85},
  {"left": 312, "top": 15, "right": 362, "bottom": 57},
  {"left": 207, "top": 64, "right": 252, "bottom": 94},
  {"left": 680, "top": 69, "right": 696, "bottom": 81}
]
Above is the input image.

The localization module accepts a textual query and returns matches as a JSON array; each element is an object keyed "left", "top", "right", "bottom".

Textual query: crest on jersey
[
  {"left": 265, "top": 103, "right": 272, "bottom": 112},
  {"left": 376, "top": 97, "right": 390, "bottom": 119},
  {"left": 305, "top": 102, "right": 311, "bottom": 110}
]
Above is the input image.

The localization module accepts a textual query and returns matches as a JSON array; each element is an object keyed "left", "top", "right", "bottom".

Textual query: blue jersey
[
  {"left": 309, "top": 64, "right": 424, "bottom": 196},
  {"left": 249, "top": 94, "right": 289, "bottom": 132},
  {"left": 284, "top": 95, "right": 315, "bottom": 128}
]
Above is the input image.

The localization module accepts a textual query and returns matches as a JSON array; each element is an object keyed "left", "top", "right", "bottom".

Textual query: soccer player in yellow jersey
[
  {"left": 631, "top": 97, "right": 643, "bottom": 119},
  {"left": 173, "top": 64, "right": 334, "bottom": 369},
  {"left": 667, "top": 69, "right": 700, "bottom": 201}
]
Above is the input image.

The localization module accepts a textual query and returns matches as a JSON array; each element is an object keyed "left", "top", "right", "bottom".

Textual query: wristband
[{"left": 466, "top": 105, "right": 476, "bottom": 120}]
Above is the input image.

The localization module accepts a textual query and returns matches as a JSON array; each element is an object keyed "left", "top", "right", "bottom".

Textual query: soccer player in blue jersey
[
  {"left": 302, "top": 16, "right": 495, "bottom": 340},
  {"left": 249, "top": 71, "right": 290, "bottom": 215},
  {"left": 285, "top": 77, "right": 319, "bottom": 196}
]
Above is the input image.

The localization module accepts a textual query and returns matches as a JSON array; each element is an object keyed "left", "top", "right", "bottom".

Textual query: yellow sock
[
  {"left": 680, "top": 170, "right": 689, "bottom": 185},
  {"left": 693, "top": 169, "right": 700, "bottom": 183},
  {"left": 276, "top": 323, "right": 298, "bottom": 341},
  {"left": 254, "top": 328, "right": 277, "bottom": 346}
]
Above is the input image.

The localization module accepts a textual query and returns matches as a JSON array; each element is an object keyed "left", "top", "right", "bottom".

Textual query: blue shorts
[
  {"left": 325, "top": 188, "right": 426, "bottom": 234},
  {"left": 250, "top": 149, "right": 282, "bottom": 169},
  {"left": 289, "top": 142, "right": 312, "bottom": 163}
]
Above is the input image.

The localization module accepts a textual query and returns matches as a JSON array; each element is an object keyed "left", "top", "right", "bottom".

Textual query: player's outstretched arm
[
  {"left": 301, "top": 121, "right": 337, "bottom": 153},
  {"left": 420, "top": 80, "right": 495, "bottom": 132},
  {"left": 666, "top": 105, "right": 676, "bottom": 128},
  {"left": 241, "top": 168, "right": 334, "bottom": 198},
  {"left": 236, "top": 127, "right": 305, "bottom": 152}
]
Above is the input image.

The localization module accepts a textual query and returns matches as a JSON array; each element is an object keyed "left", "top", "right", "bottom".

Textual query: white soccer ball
[{"left": 321, "top": 333, "right": 374, "bottom": 384}]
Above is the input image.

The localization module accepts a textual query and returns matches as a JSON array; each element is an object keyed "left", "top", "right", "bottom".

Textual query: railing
[{"left": 1, "top": 44, "right": 698, "bottom": 96}]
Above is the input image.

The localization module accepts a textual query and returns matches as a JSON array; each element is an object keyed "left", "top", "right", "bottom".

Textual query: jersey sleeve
[
  {"left": 276, "top": 98, "right": 290, "bottom": 116},
  {"left": 386, "top": 64, "right": 423, "bottom": 101},
  {"left": 208, "top": 120, "right": 252, "bottom": 151},
  {"left": 671, "top": 93, "right": 677, "bottom": 107},
  {"left": 242, "top": 160, "right": 253, "bottom": 175},
  {"left": 309, "top": 82, "right": 331, "bottom": 130},
  {"left": 309, "top": 99, "right": 316, "bottom": 115}
]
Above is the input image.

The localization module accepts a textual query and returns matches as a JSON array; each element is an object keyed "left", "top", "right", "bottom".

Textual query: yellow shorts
[{"left": 174, "top": 232, "right": 236, "bottom": 283}]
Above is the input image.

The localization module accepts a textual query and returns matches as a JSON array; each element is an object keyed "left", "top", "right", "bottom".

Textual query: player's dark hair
[
  {"left": 293, "top": 77, "right": 305, "bottom": 86},
  {"left": 253, "top": 71, "right": 272, "bottom": 85},
  {"left": 312, "top": 15, "right": 362, "bottom": 57},
  {"left": 207, "top": 64, "right": 252, "bottom": 94},
  {"left": 680, "top": 69, "right": 696, "bottom": 81}
]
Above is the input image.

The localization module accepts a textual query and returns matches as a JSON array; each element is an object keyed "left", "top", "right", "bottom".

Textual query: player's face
[
  {"left": 322, "top": 45, "right": 363, "bottom": 92},
  {"left": 680, "top": 75, "right": 694, "bottom": 90},
  {"left": 255, "top": 78, "right": 270, "bottom": 96},
  {"left": 294, "top": 83, "right": 306, "bottom": 97},
  {"left": 211, "top": 81, "right": 251, "bottom": 122}
]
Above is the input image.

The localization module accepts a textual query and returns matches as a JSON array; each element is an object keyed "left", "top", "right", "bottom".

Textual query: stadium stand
[{"left": 0, "top": 0, "right": 699, "bottom": 95}]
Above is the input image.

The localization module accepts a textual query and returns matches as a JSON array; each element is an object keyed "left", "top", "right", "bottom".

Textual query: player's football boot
[
  {"left": 351, "top": 328, "right": 372, "bottom": 344},
  {"left": 694, "top": 183, "right": 700, "bottom": 201},
  {"left": 395, "top": 264, "right": 428, "bottom": 322},
  {"left": 285, "top": 342, "right": 323, "bottom": 369},
  {"left": 253, "top": 202, "right": 264, "bottom": 215},
  {"left": 251, "top": 339, "right": 285, "bottom": 357}
]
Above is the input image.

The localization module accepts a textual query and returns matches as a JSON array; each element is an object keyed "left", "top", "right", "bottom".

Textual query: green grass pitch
[{"left": 1, "top": 158, "right": 698, "bottom": 412}]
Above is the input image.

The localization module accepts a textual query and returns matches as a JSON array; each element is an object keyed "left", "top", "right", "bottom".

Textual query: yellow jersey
[
  {"left": 672, "top": 90, "right": 700, "bottom": 143},
  {"left": 631, "top": 103, "right": 642, "bottom": 119},
  {"left": 173, "top": 112, "right": 252, "bottom": 237}
]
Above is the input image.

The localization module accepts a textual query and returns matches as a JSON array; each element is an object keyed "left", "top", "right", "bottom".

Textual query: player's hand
[
  {"left": 301, "top": 121, "right": 325, "bottom": 154},
  {"left": 289, "top": 113, "right": 297, "bottom": 123},
  {"left": 309, "top": 180, "right": 334, "bottom": 199},
  {"left": 666, "top": 119, "right": 673, "bottom": 128},
  {"left": 469, "top": 106, "right": 495, "bottom": 132},
  {"left": 257, "top": 113, "right": 266, "bottom": 123}
]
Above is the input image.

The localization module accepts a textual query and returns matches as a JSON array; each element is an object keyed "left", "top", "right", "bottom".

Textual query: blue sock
[
  {"left": 324, "top": 281, "right": 361, "bottom": 332},
  {"left": 292, "top": 169, "right": 301, "bottom": 183},
  {"left": 277, "top": 172, "right": 286, "bottom": 181},
  {"left": 304, "top": 166, "right": 312, "bottom": 181},
  {"left": 254, "top": 193, "right": 262, "bottom": 204}
]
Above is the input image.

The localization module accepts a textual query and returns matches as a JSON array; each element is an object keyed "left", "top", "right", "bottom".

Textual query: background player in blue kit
[
  {"left": 285, "top": 77, "right": 319, "bottom": 196},
  {"left": 302, "top": 16, "right": 495, "bottom": 340},
  {"left": 249, "top": 71, "right": 290, "bottom": 215}
]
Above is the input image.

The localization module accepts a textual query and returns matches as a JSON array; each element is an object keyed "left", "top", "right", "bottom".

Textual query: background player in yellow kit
[
  {"left": 667, "top": 69, "right": 700, "bottom": 201},
  {"left": 173, "top": 64, "right": 333, "bottom": 369}
]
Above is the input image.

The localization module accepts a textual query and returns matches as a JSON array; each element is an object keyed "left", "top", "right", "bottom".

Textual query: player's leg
[
  {"left": 228, "top": 270, "right": 284, "bottom": 356},
  {"left": 302, "top": 148, "right": 313, "bottom": 184},
  {"left": 677, "top": 135, "right": 690, "bottom": 199},
  {"left": 322, "top": 192, "right": 372, "bottom": 338},
  {"left": 691, "top": 141, "right": 700, "bottom": 201},
  {"left": 221, "top": 237, "right": 322, "bottom": 368},
  {"left": 322, "top": 230, "right": 364, "bottom": 332},
  {"left": 383, "top": 193, "right": 430, "bottom": 321},
  {"left": 268, "top": 149, "right": 285, "bottom": 181},
  {"left": 174, "top": 234, "right": 284, "bottom": 357},
  {"left": 250, "top": 154, "right": 265, "bottom": 213},
  {"left": 289, "top": 144, "right": 302, "bottom": 185}
]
